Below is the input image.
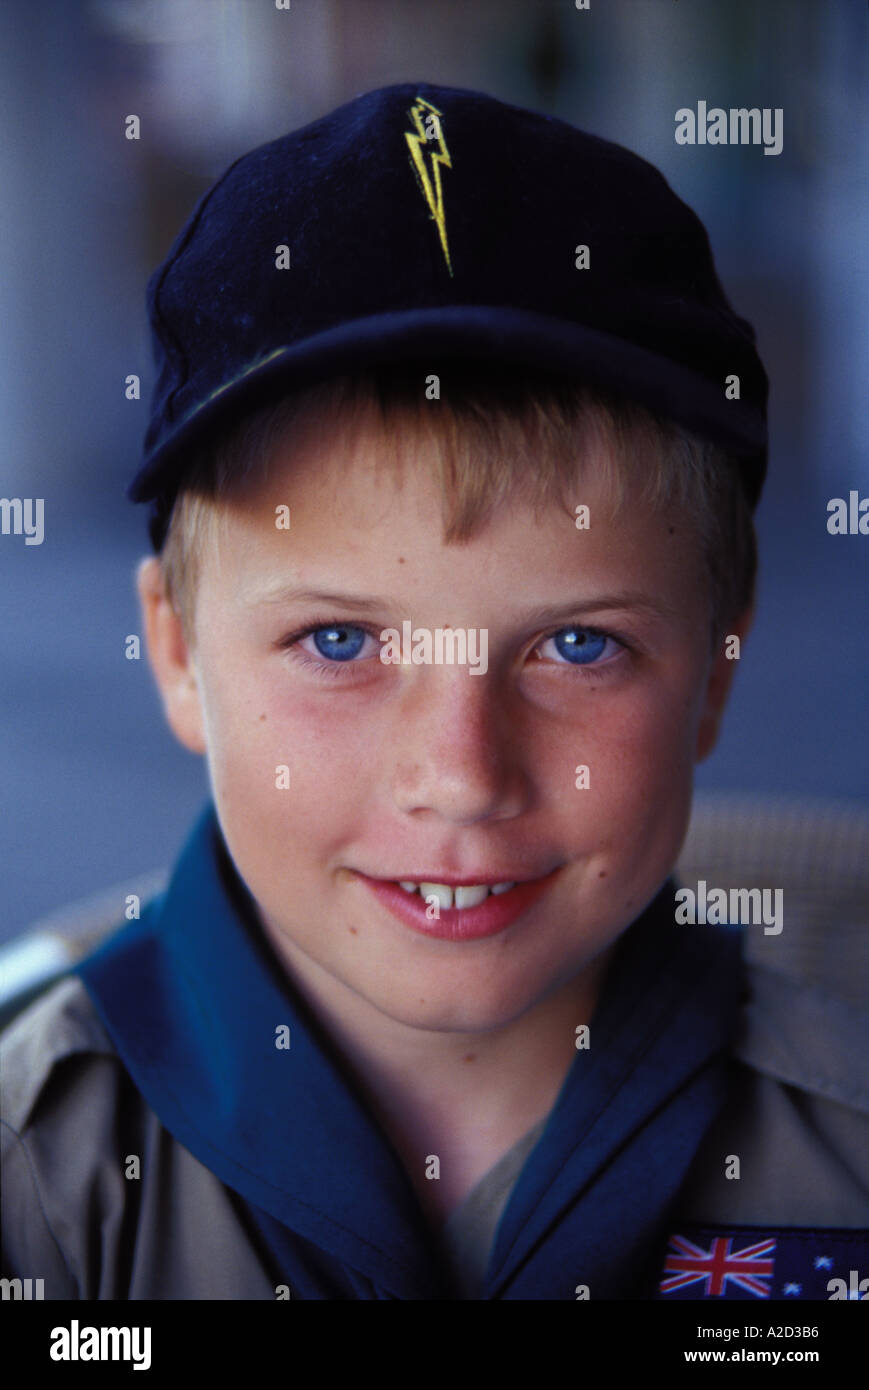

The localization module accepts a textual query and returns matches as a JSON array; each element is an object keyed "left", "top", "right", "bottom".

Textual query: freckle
[
  {"left": 398, "top": 556, "right": 405, "bottom": 564},
  {"left": 259, "top": 713, "right": 267, "bottom": 722},
  {"left": 348, "top": 926, "right": 358, "bottom": 935},
  {"left": 462, "top": 1053, "right": 476, "bottom": 1063}
]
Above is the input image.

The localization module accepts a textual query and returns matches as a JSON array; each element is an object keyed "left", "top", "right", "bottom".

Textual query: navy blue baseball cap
[{"left": 132, "top": 82, "right": 769, "bottom": 548}]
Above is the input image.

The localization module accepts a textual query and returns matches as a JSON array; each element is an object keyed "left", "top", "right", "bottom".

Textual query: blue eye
[
  {"left": 539, "top": 627, "right": 615, "bottom": 666},
  {"left": 309, "top": 624, "right": 369, "bottom": 661}
]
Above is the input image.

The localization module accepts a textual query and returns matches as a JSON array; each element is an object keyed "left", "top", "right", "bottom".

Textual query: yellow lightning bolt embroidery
[{"left": 404, "top": 98, "right": 454, "bottom": 277}]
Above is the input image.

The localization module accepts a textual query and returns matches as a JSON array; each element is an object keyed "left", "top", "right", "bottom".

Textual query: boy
[{"left": 2, "top": 83, "right": 867, "bottom": 1301}]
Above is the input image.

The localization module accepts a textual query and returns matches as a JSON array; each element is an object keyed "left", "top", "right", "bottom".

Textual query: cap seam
[{"left": 150, "top": 145, "right": 265, "bottom": 428}]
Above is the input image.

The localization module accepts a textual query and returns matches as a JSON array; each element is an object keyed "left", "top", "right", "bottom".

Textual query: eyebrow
[
  {"left": 517, "top": 594, "right": 680, "bottom": 625},
  {"left": 246, "top": 585, "right": 679, "bottom": 624},
  {"left": 248, "top": 586, "right": 392, "bottom": 613}
]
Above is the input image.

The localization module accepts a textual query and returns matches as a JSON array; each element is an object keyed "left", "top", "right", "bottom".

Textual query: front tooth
[
  {"left": 454, "top": 884, "right": 490, "bottom": 910},
  {"left": 399, "top": 881, "right": 419, "bottom": 894},
  {"left": 490, "top": 882, "right": 516, "bottom": 895},
  {"left": 419, "top": 882, "right": 454, "bottom": 911}
]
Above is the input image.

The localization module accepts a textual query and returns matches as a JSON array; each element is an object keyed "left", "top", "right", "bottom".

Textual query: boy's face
[{"left": 141, "top": 404, "right": 746, "bottom": 1035}]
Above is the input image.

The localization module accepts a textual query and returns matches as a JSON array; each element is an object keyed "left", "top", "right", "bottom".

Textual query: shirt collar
[
  {"left": 76, "top": 801, "right": 744, "bottom": 1299},
  {"left": 77, "top": 802, "right": 444, "bottom": 1296},
  {"left": 486, "top": 876, "right": 745, "bottom": 1296}
]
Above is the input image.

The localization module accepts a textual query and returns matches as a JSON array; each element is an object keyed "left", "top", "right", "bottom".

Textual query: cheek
[
  {"left": 569, "top": 680, "right": 700, "bottom": 853},
  {"left": 199, "top": 657, "right": 375, "bottom": 848},
  {"left": 620, "top": 683, "right": 700, "bottom": 774}
]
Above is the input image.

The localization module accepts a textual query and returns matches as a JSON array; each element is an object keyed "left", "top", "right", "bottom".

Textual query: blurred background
[{"left": 2, "top": 0, "right": 867, "bottom": 942}]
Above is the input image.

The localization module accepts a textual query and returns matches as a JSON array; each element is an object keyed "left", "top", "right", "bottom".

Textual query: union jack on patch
[{"left": 659, "top": 1232, "right": 776, "bottom": 1298}]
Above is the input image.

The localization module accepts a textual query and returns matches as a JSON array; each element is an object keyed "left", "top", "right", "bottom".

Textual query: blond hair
[{"left": 160, "top": 367, "right": 756, "bottom": 648}]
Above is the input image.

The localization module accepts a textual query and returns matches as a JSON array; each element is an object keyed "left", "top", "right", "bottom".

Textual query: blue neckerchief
[{"left": 76, "top": 802, "right": 744, "bottom": 1299}]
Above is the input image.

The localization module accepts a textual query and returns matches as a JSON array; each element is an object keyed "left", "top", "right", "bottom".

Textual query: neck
[{"left": 256, "top": 914, "right": 616, "bottom": 1218}]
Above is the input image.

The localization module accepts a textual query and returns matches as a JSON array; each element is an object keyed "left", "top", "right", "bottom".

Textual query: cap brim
[{"left": 131, "top": 304, "right": 767, "bottom": 508}]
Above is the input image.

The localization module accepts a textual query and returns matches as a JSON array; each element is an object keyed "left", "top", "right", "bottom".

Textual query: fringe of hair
[{"left": 160, "top": 369, "right": 756, "bottom": 649}]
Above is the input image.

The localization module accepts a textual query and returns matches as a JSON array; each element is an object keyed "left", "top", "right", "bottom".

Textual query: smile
[
  {"left": 355, "top": 867, "right": 562, "bottom": 942},
  {"left": 395, "top": 880, "right": 516, "bottom": 910}
]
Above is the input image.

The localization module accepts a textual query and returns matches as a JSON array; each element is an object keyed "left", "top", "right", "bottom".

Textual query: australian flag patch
[{"left": 655, "top": 1225, "right": 869, "bottom": 1300}]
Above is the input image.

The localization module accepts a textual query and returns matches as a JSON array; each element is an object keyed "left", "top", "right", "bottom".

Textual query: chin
[{"left": 370, "top": 976, "right": 547, "bottom": 1035}]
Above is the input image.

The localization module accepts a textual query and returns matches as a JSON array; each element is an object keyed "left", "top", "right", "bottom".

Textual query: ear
[
  {"left": 136, "top": 557, "right": 207, "bottom": 755},
  {"left": 695, "top": 605, "right": 754, "bottom": 763}
]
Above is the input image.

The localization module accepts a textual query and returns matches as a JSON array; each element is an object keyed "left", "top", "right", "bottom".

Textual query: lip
[
  {"left": 354, "top": 867, "right": 562, "bottom": 942},
  {"left": 370, "top": 871, "right": 541, "bottom": 888}
]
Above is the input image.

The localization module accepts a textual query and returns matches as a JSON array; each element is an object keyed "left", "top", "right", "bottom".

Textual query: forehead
[
  {"left": 211, "top": 386, "right": 660, "bottom": 532},
  {"left": 195, "top": 403, "right": 705, "bottom": 631}
]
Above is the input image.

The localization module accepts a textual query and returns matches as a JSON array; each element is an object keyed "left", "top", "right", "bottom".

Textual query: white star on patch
[
  {"left": 783, "top": 1283, "right": 801, "bottom": 1295},
  {"left": 814, "top": 1256, "right": 833, "bottom": 1270}
]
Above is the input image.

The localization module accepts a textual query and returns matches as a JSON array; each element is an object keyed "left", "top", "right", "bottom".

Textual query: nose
[{"left": 389, "top": 666, "right": 531, "bottom": 826}]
